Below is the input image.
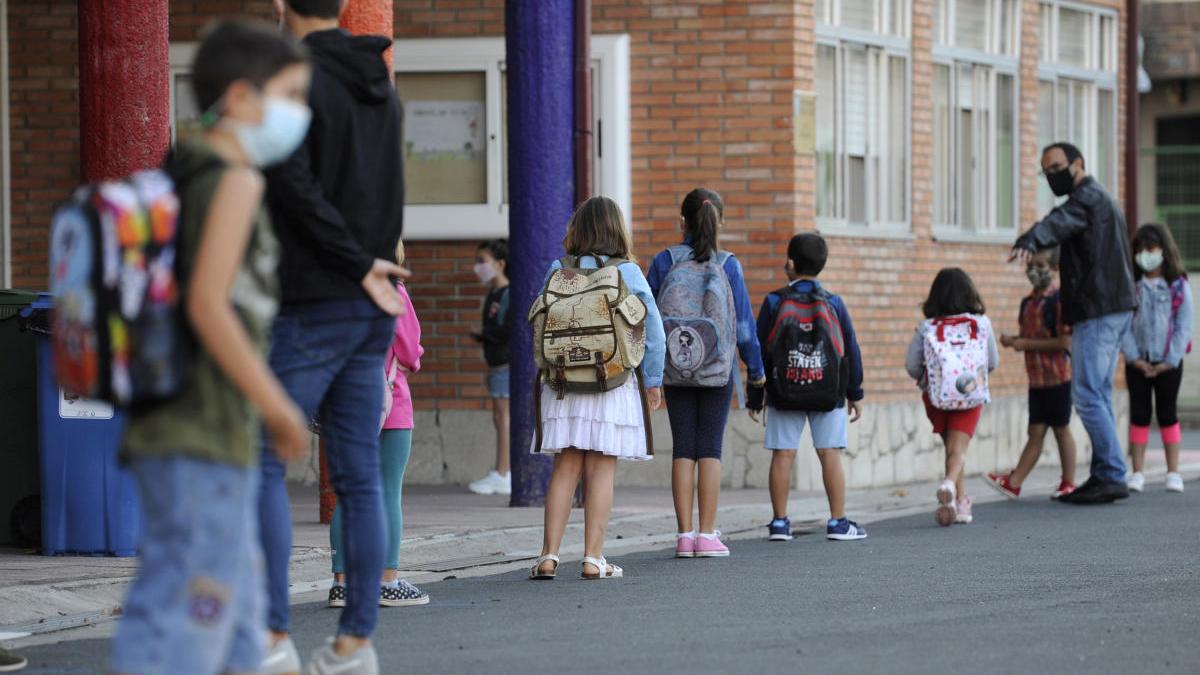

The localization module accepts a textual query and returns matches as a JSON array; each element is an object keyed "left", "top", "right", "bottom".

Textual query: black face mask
[{"left": 1046, "top": 167, "right": 1075, "bottom": 197}]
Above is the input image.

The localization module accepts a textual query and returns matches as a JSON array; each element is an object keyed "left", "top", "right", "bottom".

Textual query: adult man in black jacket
[
  {"left": 259, "top": 1, "right": 406, "bottom": 673},
  {"left": 1011, "top": 142, "right": 1136, "bottom": 505}
]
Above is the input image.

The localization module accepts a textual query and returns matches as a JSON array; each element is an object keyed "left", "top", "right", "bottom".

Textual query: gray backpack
[{"left": 657, "top": 245, "right": 737, "bottom": 387}]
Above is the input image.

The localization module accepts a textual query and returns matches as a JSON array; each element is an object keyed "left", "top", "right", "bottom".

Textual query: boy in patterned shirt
[{"left": 986, "top": 248, "right": 1078, "bottom": 499}]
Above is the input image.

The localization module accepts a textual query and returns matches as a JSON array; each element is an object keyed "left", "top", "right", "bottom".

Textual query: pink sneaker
[
  {"left": 934, "top": 480, "right": 957, "bottom": 527},
  {"left": 675, "top": 533, "right": 696, "bottom": 558},
  {"left": 693, "top": 532, "right": 730, "bottom": 557},
  {"left": 954, "top": 496, "right": 973, "bottom": 524}
]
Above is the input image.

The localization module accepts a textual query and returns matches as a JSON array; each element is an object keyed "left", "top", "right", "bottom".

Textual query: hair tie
[{"left": 702, "top": 199, "right": 711, "bottom": 207}]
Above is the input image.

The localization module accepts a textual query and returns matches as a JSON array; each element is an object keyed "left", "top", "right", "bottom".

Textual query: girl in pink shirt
[{"left": 329, "top": 241, "right": 428, "bottom": 607}]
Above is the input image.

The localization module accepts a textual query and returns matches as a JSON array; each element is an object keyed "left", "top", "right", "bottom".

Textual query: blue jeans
[
  {"left": 1071, "top": 311, "right": 1133, "bottom": 483},
  {"left": 111, "top": 457, "right": 264, "bottom": 674},
  {"left": 332, "top": 429, "right": 412, "bottom": 573},
  {"left": 259, "top": 300, "right": 393, "bottom": 638}
]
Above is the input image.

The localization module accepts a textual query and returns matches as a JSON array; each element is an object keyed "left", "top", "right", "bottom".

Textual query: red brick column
[
  {"left": 341, "top": 0, "right": 394, "bottom": 69},
  {"left": 78, "top": 0, "right": 170, "bottom": 182}
]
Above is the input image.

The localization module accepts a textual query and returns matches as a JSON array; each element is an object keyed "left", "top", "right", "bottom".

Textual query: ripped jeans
[{"left": 110, "top": 456, "right": 265, "bottom": 675}]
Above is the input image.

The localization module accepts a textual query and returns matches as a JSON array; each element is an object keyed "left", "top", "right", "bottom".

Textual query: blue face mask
[{"left": 231, "top": 97, "right": 312, "bottom": 168}]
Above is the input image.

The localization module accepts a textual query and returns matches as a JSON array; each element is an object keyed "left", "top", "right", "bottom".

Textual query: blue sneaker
[
  {"left": 826, "top": 517, "right": 867, "bottom": 541},
  {"left": 767, "top": 517, "right": 793, "bottom": 541}
]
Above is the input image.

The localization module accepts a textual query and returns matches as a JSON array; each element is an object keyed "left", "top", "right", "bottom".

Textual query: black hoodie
[{"left": 266, "top": 29, "right": 404, "bottom": 305}]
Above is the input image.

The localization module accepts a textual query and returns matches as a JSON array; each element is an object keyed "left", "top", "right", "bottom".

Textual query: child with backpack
[
  {"left": 986, "top": 248, "right": 1078, "bottom": 500},
  {"left": 469, "top": 239, "right": 513, "bottom": 496},
  {"left": 328, "top": 240, "right": 428, "bottom": 610},
  {"left": 647, "top": 188, "right": 764, "bottom": 558},
  {"left": 527, "top": 196, "right": 665, "bottom": 580},
  {"left": 748, "top": 233, "right": 867, "bottom": 544},
  {"left": 1122, "top": 223, "right": 1193, "bottom": 494},
  {"left": 106, "top": 22, "right": 312, "bottom": 673},
  {"left": 905, "top": 268, "right": 1000, "bottom": 527}
]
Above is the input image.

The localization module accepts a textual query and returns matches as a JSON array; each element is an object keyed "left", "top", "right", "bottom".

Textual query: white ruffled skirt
[{"left": 533, "top": 377, "right": 651, "bottom": 461}]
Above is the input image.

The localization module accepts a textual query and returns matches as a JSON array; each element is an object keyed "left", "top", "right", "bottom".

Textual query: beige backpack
[{"left": 527, "top": 255, "right": 648, "bottom": 398}]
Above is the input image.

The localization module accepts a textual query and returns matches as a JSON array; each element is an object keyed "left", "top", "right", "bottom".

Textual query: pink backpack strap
[{"left": 1166, "top": 276, "right": 1192, "bottom": 356}]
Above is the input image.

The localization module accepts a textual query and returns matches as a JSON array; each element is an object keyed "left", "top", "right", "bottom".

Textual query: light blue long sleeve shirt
[
  {"left": 543, "top": 255, "right": 667, "bottom": 388},
  {"left": 1122, "top": 276, "right": 1193, "bottom": 368}
]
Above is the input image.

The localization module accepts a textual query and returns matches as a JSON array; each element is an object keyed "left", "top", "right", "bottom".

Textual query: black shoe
[
  {"left": 327, "top": 584, "right": 346, "bottom": 608},
  {"left": 1058, "top": 477, "right": 1129, "bottom": 504},
  {"left": 380, "top": 579, "right": 430, "bottom": 607},
  {"left": 0, "top": 646, "right": 28, "bottom": 672}
]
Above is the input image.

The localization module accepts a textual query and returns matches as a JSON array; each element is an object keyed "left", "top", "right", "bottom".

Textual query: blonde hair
[
  {"left": 562, "top": 196, "right": 636, "bottom": 262},
  {"left": 394, "top": 239, "right": 406, "bottom": 266}
]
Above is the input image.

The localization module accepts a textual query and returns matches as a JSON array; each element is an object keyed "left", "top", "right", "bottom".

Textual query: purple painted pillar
[{"left": 506, "top": 0, "right": 575, "bottom": 507}]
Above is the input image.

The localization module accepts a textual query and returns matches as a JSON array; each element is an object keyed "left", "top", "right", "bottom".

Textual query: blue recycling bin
[{"left": 27, "top": 294, "right": 140, "bottom": 557}]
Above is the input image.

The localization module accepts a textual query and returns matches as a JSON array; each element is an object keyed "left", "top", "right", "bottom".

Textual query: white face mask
[
  {"left": 1136, "top": 250, "right": 1164, "bottom": 273},
  {"left": 229, "top": 96, "right": 312, "bottom": 168},
  {"left": 474, "top": 262, "right": 498, "bottom": 285}
]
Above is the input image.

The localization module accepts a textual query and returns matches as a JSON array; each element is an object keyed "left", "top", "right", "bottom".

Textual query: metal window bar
[{"left": 1144, "top": 145, "right": 1200, "bottom": 271}]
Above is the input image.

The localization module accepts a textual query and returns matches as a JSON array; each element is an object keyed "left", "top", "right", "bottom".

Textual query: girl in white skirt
[{"left": 530, "top": 196, "right": 665, "bottom": 580}]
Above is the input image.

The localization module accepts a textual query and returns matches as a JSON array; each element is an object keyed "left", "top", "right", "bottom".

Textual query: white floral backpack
[{"left": 922, "top": 314, "right": 990, "bottom": 411}]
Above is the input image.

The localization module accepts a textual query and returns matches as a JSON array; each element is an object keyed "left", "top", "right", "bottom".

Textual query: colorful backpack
[
  {"left": 527, "top": 255, "right": 648, "bottom": 397},
  {"left": 49, "top": 167, "right": 193, "bottom": 408},
  {"left": 657, "top": 245, "right": 737, "bottom": 388},
  {"left": 765, "top": 287, "right": 847, "bottom": 412},
  {"left": 922, "top": 314, "right": 991, "bottom": 411}
]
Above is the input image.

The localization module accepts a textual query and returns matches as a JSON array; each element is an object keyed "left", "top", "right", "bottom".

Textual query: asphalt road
[{"left": 18, "top": 486, "right": 1200, "bottom": 674}]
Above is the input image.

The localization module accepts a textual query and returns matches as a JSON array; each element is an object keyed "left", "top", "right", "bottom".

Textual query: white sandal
[
  {"left": 529, "top": 554, "right": 560, "bottom": 580},
  {"left": 581, "top": 556, "right": 623, "bottom": 580}
]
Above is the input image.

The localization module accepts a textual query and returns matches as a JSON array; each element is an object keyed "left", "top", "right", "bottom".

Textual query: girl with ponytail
[{"left": 647, "top": 188, "right": 765, "bottom": 558}]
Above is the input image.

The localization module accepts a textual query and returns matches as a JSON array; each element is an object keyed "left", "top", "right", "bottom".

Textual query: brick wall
[
  {"left": 4, "top": 0, "right": 1129, "bottom": 412},
  {"left": 6, "top": 0, "right": 77, "bottom": 288}
]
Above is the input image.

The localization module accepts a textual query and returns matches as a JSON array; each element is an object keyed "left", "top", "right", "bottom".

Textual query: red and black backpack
[{"left": 765, "top": 287, "right": 848, "bottom": 412}]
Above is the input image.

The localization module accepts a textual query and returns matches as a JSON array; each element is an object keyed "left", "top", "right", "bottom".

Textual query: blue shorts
[
  {"left": 764, "top": 406, "right": 849, "bottom": 451},
  {"left": 111, "top": 456, "right": 265, "bottom": 674},
  {"left": 487, "top": 365, "right": 510, "bottom": 399}
]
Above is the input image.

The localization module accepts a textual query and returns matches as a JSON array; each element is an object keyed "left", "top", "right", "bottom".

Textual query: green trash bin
[{"left": 0, "top": 290, "right": 43, "bottom": 548}]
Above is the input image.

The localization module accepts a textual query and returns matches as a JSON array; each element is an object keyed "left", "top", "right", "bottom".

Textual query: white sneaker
[
  {"left": 1126, "top": 472, "right": 1145, "bottom": 493},
  {"left": 262, "top": 636, "right": 302, "bottom": 674},
  {"left": 304, "top": 639, "right": 378, "bottom": 675},
  {"left": 468, "top": 471, "right": 511, "bottom": 495},
  {"left": 1166, "top": 472, "right": 1185, "bottom": 493}
]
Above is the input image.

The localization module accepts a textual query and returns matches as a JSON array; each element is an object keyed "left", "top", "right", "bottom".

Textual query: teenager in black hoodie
[{"left": 260, "top": 2, "right": 406, "bottom": 673}]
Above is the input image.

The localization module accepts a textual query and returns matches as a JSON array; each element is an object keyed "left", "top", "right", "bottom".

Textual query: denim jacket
[
  {"left": 1122, "top": 276, "right": 1193, "bottom": 368},
  {"left": 542, "top": 255, "right": 667, "bottom": 388}
]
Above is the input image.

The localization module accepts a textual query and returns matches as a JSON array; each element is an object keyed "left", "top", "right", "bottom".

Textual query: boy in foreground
[{"left": 110, "top": 21, "right": 311, "bottom": 675}]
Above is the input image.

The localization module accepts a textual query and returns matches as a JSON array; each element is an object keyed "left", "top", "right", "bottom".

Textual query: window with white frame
[
  {"left": 816, "top": 1, "right": 911, "bottom": 233},
  {"left": 169, "top": 36, "right": 631, "bottom": 241},
  {"left": 1037, "top": 1, "right": 1118, "bottom": 214},
  {"left": 932, "top": 0, "right": 1019, "bottom": 236},
  {"left": 818, "top": 0, "right": 910, "bottom": 37}
]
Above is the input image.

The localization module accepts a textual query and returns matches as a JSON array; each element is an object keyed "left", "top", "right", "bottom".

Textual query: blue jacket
[
  {"left": 646, "top": 244, "right": 766, "bottom": 381},
  {"left": 543, "top": 256, "right": 667, "bottom": 388},
  {"left": 1122, "top": 276, "right": 1193, "bottom": 368},
  {"left": 756, "top": 279, "right": 865, "bottom": 403}
]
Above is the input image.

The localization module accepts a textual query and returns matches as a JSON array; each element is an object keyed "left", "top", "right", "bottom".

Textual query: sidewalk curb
[{"left": 4, "top": 463, "right": 1198, "bottom": 640}]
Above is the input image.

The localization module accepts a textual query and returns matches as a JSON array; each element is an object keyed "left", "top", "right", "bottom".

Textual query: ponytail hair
[{"left": 680, "top": 187, "right": 723, "bottom": 262}]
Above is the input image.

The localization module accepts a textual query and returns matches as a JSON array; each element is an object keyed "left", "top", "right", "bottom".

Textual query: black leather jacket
[{"left": 1014, "top": 177, "right": 1136, "bottom": 325}]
